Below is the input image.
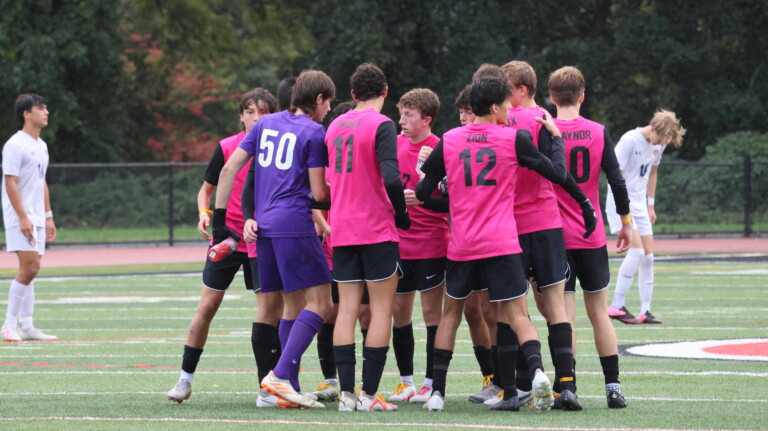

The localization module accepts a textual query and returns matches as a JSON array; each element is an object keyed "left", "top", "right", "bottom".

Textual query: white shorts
[
  {"left": 606, "top": 208, "right": 653, "bottom": 237},
  {"left": 5, "top": 226, "right": 46, "bottom": 255}
]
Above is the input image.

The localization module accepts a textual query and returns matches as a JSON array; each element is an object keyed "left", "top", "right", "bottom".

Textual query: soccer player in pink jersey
[
  {"left": 548, "top": 66, "right": 632, "bottom": 408},
  {"left": 605, "top": 110, "right": 686, "bottom": 325},
  {"left": 416, "top": 72, "right": 597, "bottom": 412},
  {"left": 326, "top": 63, "right": 411, "bottom": 412},
  {"left": 385, "top": 88, "right": 449, "bottom": 404},
  {"left": 166, "top": 88, "right": 279, "bottom": 405}
]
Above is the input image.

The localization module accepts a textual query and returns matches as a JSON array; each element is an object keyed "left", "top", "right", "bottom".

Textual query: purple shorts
[{"left": 257, "top": 237, "right": 332, "bottom": 293}]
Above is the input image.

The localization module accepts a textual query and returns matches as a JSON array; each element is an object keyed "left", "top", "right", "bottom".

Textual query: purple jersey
[{"left": 239, "top": 111, "right": 328, "bottom": 238}]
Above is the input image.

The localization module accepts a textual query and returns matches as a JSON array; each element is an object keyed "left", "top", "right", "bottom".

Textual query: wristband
[
  {"left": 620, "top": 214, "right": 632, "bottom": 225},
  {"left": 647, "top": 197, "right": 655, "bottom": 206},
  {"left": 199, "top": 209, "right": 213, "bottom": 217},
  {"left": 45, "top": 211, "right": 53, "bottom": 219}
]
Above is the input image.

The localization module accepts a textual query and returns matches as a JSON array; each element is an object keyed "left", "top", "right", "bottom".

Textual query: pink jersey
[
  {"left": 326, "top": 109, "right": 399, "bottom": 246},
  {"left": 397, "top": 133, "right": 448, "bottom": 259},
  {"left": 442, "top": 123, "right": 522, "bottom": 261},
  {"left": 553, "top": 116, "right": 607, "bottom": 249},
  {"left": 218, "top": 132, "right": 252, "bottom": 254},
  {"left": 506, "top": 107, "right": 562, "bottom": 234}
]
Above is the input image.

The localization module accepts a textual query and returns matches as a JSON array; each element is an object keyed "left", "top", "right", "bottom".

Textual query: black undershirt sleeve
[
  {"left": 375, "top": 121, "right": 407, "bottom": 216},
  {"left": 415, "top": 141, "right": 446, "bottom": 203},
  {"left": 517, "top": 130, "right": 588, "bottom": 203},
  {"left": 241, "top": 158, "right": 255, "bottom": 222},
  {"left": 601, "top": 130, "right": 630, "bottom": 215},
  {"left": 204, "top": 145, "right": 225, "bottom": 185}
]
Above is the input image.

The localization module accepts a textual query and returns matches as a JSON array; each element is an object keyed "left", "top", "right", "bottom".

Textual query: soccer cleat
[
  {"left": 301, "top": 391, "right": 319, "bottom": 401},
  {"left": 517, "top": 389, "right": 533, "bottom": 408},
  {"left": 166, "top": 378, "right": 192, "bottom": 404},
  {"left": 607, "top": 389, "right": 627, "bottom": 408},
  {"left": 2, "top": 323, "right": 21, "bottom": 342},
  {"left": 483, "top": 390, "right": 503, "bottom": 406},
  {"left": 531, "top": 369, "right": 553, "bottom": 412},
  {"left": 409, "top": 385, "right": 433, "bottom": 403},
  {"left": 638, "top": 311, "right": 662, "bottom": 324},
  {"left": 607, "top": 306, "right": 640, "bottom": 324},
  {"left": 257, "top": 389, "right": 299, "bottom": 408},
  {"left": 338, "top": 391, "right": 358, "bottom": 412},
  {"left": 19, "top": 327, "right": 57, "bottom": 341},
  {"left": 357, "top": 391, "right": 397, "bottom": 411},
  {"left": 552, "top": 389, "right": 582, "bottom": 411},
  {"left": 468, "top": 382, "right": 502, "bottom": 403},
  {"left": 490, "top": 394, "right": 519, "bottom": 411},
  {"left": 423, "top": 390, "right": 445, "bottom": 411},
  {"left": 388, "top": 382, "right": 416, "bottom": 402},
  {"left": 261, "top": 370, "right": 316, "bottom": 408},
  {"left": 312, "top": 381, "right": 339, "bottom": 402}
]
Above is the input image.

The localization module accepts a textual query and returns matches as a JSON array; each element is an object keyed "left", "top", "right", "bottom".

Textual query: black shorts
[
  {"left": 397, "top": 257, "right": 447, "bottom": 294},
  {"left": 519, "top": 228, "right": 569, "bottom": 290},
  {"left": 565, "top": 246, "right": 610, "bottom": 293},
  {"left": 333, "top": 241, "right": 401, "bottom": 282},
  {"left": 330, "top": 273, "right": 370, "bottom": 305},
  {"left": 446, "top": 254, "right": 529, "bottom": 302},
  {"left": 202, "top": 250, "right": 259, "bottom": 292}
]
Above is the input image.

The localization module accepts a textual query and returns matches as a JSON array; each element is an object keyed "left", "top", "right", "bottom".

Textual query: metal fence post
[
  {"left": 168, "top": 163, "right": 175, "bottom": 246},
  {"left": 743, "top": 154, "right": 753, "bottom": 238}
]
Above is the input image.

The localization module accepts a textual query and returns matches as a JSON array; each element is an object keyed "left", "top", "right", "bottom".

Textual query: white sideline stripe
[
  {"left": 0, "top": 392, "right": 765, "bottom": 404},
  {"left": 1, "top": 370, "right": 766, "bottom": 377},
  {"left": 0, "top": 417, "right": 758, "bottom": 431},
  {"left": 30, "top": 326, "right": 768, "bottom": 333}
]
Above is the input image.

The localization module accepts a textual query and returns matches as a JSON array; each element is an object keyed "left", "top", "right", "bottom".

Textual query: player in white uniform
[
  {"left": 2, "top": 94, "right": 58, "bottom": 342},
  {"left": 605, "top": 110, "right": 686, "bottom": 324}
]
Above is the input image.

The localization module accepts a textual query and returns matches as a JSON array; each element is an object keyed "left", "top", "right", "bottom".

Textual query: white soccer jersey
[
  {"left": 2, "top": 131, "right": 49, "bottom": 228},
  {"left": 606, "top": 127, "right": 666, "bottom": 215}
]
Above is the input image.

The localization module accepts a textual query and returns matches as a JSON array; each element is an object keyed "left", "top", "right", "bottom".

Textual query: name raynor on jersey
[
  {"left": 561, "top": 130, "right": 591, "bottom": 140},
  {"left": 467, "top": 133, "right": 487, "bottom": 142},
  {"left": 338, "top": 119, "right": 362, "bottom": 128}
]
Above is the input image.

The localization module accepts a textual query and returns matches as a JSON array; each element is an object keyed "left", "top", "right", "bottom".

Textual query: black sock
[
  {"left": 600, "top": 354, "right": 620, "bottom": 385},
  {"left": 515, "top": 345, "right": 532, "bottom": 391},
  {"left": 361, "top": 328, "right": 368, "bottom": 345},
  {"left": 425, "top": 325, "right": 438, "bottom": 379},
  {"left": 431, "top": 348, "right": 453, "bottom": 395},
  {"left": 317, "top": 323, "right": 336, "bottom": 380},
  {"left": 573, "top": 358, "right": 577, "bottom": 391},
  {"left": 252, "top": 322, "right": 280, "bottom": 383},
  {"left": 362, "top": 346, "right": 389, "bottom": 396},
  {"left": 490, "top": 345, "right": 499, "bottom": 386},
  {"left": 392, "top": 323, "right": 414, "bottom": 377},
  {"left": 521, "top": 339, "right": 544, "bottom": 377},
  {"left": 473, "top": 345, "right": 494, "bottom": 377},
  {"left": 334, "top": 344, "right": 356, "bottom": 393},
  {"left": 182, "top": 345, "right": 203, "bottom": 375},
  {"left": 549, "top": 322, "right": 575, "bottom": 392},
  {"left": 496, "top": 322, "right": 518, "bottom": 400}
]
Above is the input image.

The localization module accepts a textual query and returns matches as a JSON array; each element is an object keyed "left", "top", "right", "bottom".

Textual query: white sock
[
  {"left": 423, "top": 378, "right": 433, "bottom": 388},
  {"left": 400, "top": 375, "right": 414, "bottom": 385},
  {"left": 612, "top": 248, "right": 643, "bottom": 309},
  {"left": 325, "top": 378, "right": 338, "bottom": 385},
  {"left": 5, "top": 280, "right": 30, "bottom": 325},
  {"left": 180, "top": 370, "right": 194, "bottom": 382},
  {"left": 639, "top": 253, "right": 655, "bottom": 314},
  {"left": 19, "top": 281, "right": 35, "bottom": 329}
]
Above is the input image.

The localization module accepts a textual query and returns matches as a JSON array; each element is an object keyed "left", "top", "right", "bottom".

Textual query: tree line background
[{"left": 1, "top": 0, "right": 766, "bottom": 164}]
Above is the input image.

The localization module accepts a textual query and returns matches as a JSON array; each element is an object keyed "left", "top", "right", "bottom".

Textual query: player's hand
[
  {"left": 404, "top": 189, "right": 423, "bottom": 206},
  {"left": 418, "top": 146, "right": 433, "bottom": 162},
  {"left": 197, "top": 213, "right": 212, "bottom": 239},
  {"left": 579, "top": 199, "right": 597, "bottom": 239},
  {"left": 211, "top": 209, "right": 241, "bottom": 245},
  {"left": 243, "top": 219, "right": 258, "bottom": 243},
  {"left": 395, "top": 211, "right": 411, "bottom": 230},
  {"left": 648, "top": 205, "right": 657, "bottom": 224},
  {"left": 534, "top": 109, "right": 561, "bottom": 137},
  {"left": 45, "top": 218, "right": 57, "bottom": 242},
  {"left": 438, "top": 176, "right": 449, "bottom": 197},
  {"left": 616, "top": 223, "right": 632, "bottom": 253},
  {"left": 19, "top": 218, "right": 34, "bottom": 241}
]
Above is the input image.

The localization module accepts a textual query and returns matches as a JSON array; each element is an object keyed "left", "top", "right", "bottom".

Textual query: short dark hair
[
  {"left": 290, "top": 70, "right": 336, "bottom": 117},
  {"left": 15, "top": 93, "right": 46, "bottom": 125},
  {"left": 350, "top": 63, "right": 387, "bottom": 102},
  {"left": 327, "top": 100, "right": 356, "bottom": 124},
  {"left": 276, "top": 76, "right": 297, "bottom": 111},
  {"left": 469, "top": 77, "right": 510, "bottom": 117},
  {"left": 454, "top": 84, "right": 472, "bottom": 110},
  {"left": 472, "top": 63, "right": 506, "bottom": 83},
  {"left": 239, "top": 88, "right": 277, "bottom": 131}
]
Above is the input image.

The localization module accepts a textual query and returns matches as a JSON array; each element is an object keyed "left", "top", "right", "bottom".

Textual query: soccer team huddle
[{"left": 166, "top": 60, "right": 686, "bottom": 413}]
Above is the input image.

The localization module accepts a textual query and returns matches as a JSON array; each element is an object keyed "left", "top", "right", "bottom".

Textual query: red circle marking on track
[{"left": 702, "top": 341, "right": 768, "bottom": 357}]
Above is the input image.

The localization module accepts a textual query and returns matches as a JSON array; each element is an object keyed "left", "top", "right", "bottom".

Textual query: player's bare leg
[
  {"left": 585, "top": 289, "right": 626, "bottom": 408},
  {"left": 464, "top": 291, "right": 499, "bottom": 403}
]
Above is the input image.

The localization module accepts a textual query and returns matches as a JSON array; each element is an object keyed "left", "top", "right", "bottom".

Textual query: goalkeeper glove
[{"left": 580, "top": 199, "right": 597, "bottom": 239}]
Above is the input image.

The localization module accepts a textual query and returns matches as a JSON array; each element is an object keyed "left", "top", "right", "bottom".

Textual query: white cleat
[
  {"left": 338, "top": 391, "right": 358, "bottom": 411},
  {"left": 2, "top": 323, "right": 21, "bottom": 342},
  {"left": 388, "top": 383, "right": 416, "bottom": 402},
  {"left": 261, "top": 370, "right": 315, "bottom": 408},
  {"left": 532, "top": 369, "right": 553, "bottom": 412},
  {"left": 409, "top": 385, "right": 433, "bottom": 403},
  {"left": 357, "top": 391, "right": 397, "bottom": 411},
  {"left": 484, "top": 390, "right": 503, "bottom": 406},
  {"left": 424, "top": 391, "right": 445, "bottom": 411},
  {"left": 166, "top": 379, "right": 192, "bottom": 404},
  {"left": 19, "top": 327, "right": 57, "bottom": 341}
]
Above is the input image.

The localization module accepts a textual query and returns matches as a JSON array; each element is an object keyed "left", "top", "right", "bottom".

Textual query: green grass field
[{"left": 1, "top": 260, "right": 766, "bottom": 430}]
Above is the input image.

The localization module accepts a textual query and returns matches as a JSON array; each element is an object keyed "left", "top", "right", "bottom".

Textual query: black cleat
[
  {"left": 607, "top": 389, "right": 627, "bottom": 408},
  {"left": 490, "top": 395, "right": 520, "bottom": 411},
  {"left": 638, "top": 311, "right": 662, "bottom": 324},
  {"left": 552, "top": 389, "right": 582, "bottom": 411}
]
